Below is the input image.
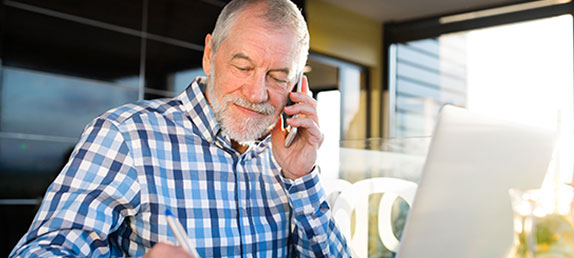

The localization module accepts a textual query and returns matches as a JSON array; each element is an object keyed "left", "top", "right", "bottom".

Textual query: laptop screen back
[{"left": 397, "top": 105, "right": 556, "bottom": 258}]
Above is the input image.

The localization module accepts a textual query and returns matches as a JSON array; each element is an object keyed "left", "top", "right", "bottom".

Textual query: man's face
[{"left": 203, "top": 7, "right": 301, "bottom": 143}]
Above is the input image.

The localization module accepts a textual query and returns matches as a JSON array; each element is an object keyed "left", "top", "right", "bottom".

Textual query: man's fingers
[
  {"left": 288, "top": 91, "right": 316, "bottom": 107},
  {"left": 285, "top": 117, "right": 322, "bottom": 141},
  {"left": 285, "top": 116, "right": 318, "bottom": 130},
  {"left": 283, "top": 104, "right": 319, "bottom": 125},
  {"left": 144, "top": 242, "right": 196, "bottom": 258},
  {"left": 301, "top": 75, "right": 309, "bottom": 94}
]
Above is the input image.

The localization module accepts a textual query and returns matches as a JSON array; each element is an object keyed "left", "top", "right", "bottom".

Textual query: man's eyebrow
[
  {"left": 231, "top": 53, "right": 253, "bottom": 63},
  {"left": 269, "top": 68, "right": 290, "bottom": 75}
]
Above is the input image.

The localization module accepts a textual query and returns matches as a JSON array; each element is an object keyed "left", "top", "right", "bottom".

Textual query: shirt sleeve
[
  {"left": 280, "top": 167, "right": 351, "bottom": 258},
  {"left": 9, "top": 118, "right": 141, "bottom": 258}
]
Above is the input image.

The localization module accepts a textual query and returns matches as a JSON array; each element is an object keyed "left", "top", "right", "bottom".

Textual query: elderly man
[{"left": 10, "top": 0, "right": 350, "bottom": 257}]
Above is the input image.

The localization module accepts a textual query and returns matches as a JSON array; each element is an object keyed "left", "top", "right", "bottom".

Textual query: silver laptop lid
[{"left": 397, "top": 105, "right": 556, "bottom": 258}]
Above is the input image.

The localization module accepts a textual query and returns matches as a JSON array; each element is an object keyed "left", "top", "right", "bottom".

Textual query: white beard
[{"left": 206, "top": 71, "right": 277, "bottom": 144}]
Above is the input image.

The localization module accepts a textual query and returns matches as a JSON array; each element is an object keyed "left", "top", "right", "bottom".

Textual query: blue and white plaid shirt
[{"left": 10, "top": 77, "right": 350, "bottom": 258}]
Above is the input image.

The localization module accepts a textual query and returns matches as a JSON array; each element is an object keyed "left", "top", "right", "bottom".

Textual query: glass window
[
  {"left": 170, "top": 68, "right": 206, "bottom": 95},
  {"left": 147, "top": 0, "right": 223, "bottom": 46},
  {"left": 7, "top": 0, "right": 143, "bottom": 29},
  {"left": 144, "top": 39, "right": 204, "bottom": 99},
  {"left": 0, "top": 3, "right": 141, "bottom": 199},
  {"left": 389, "top": 14, "right": 574, "bottom": 184},
  {"left": 374, "top": 12, "right": 574, "bottom": 258},
  {"left": 307, "top": 55, "right": 368, "bottom": 180},
  {"left": 316, "top": 90, "right": 341, "bottom": 179},
  {"left": 308, "top": 54, "right": 368, "bottom": 140},
  {"left": 2, "top": 6, "right": 141, "bottom": 85},
  {"left": 0, "top": 138, "right": 74, "bottom": 198},
  {"left": 389, "top": 37, "right": 466, "bottom": 137},
  {"left": 1, "top": 67, "right": 138, "bottom": 138}
]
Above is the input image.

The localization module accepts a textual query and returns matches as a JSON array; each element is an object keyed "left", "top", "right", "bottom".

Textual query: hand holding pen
[
  {"left": 164, "top": 209, "right": 200, "bottom": 257},
  {"left": 143, "top": 209, "right": 200, "bottom": 258}
]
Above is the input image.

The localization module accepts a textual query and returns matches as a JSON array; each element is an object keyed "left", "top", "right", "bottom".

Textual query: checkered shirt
[{"left": 10, "top": 77, "right": 350, "bottom": 258}]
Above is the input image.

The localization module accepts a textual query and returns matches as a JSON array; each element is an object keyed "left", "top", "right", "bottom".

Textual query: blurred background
[{"left": 1, "top": 0, "right": 573, "bottom": 257}]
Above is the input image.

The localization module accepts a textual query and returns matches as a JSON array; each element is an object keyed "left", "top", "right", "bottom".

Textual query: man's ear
[{"left": 202, "top": 34, "right": 213, "bottom": 76}]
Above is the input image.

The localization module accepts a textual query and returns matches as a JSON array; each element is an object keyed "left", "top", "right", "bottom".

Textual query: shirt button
[
  {"left": 297, "top": 193, "right": 304, "bottom": 199},
  {"left": 241, "top": 200, "right": 246, "bottom": 208}
]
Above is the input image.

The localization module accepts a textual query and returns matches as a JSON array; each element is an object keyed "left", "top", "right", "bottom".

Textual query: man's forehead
[{"left": 218, "top": 12, "right": 302, "bottom": 78}]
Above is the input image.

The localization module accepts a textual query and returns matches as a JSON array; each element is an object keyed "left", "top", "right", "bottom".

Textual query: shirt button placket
[{"left": 236, "top": 160, "right": 250, "bottom": 257}]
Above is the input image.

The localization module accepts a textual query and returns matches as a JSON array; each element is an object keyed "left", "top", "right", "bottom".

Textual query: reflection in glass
[
  {"left": 170, "top": 68, "right": 206, "bottom": 95},
  {"left": 147, "top": 0, "right": 223, "bottom": 45},
  {"left": 308, "top": 54, "right": 367, "bottom": 140},
  {"left": 7, "top": 0, "right": 143, "bottom": 29},
  {"left": 1, "top": 67, "right": 138, "bottom": 138},
  {"left": 389, "top": 15, "right": 574, "bottom": 186},
  {"left": 340, "top": 65, "right": 365, "bottom": 137},
  {"left": 144, "top": 39, "right": 203, "bottom": 99},
  {"left": 464, "top": 15, "right": 574, "bottom": 187},
  {"left": 0, "top": 137, "right": 75, "bottom": 198},
  {"left": 390, "top": 37, "right": 466, "bottom": 138},
  {"left": 3, "top": 6, "right": 141, "bottom": 83},
  {"left": 509, "top": 186, "right": 574, "bottom": 257},
  {"left": 338, "top": 137, "right": 430, "bottom": 183},
  {"left": 327, "top": 137, "right": 430, "bottom": 258},
  {"left": 114, "top": 76, "right": 140, "bottom": 89},
  {"left": 316, "top": 90, "right": 341, "bottom": 180}
]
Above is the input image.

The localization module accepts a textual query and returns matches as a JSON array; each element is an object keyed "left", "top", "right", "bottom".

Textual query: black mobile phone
[{"left": 283, "top": 73, "right": 303, "bottom": 147}]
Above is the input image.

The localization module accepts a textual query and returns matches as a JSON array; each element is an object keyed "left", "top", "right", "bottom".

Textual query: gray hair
[{"left": 210, "top": 0, "right": 310, "bottom": 74}]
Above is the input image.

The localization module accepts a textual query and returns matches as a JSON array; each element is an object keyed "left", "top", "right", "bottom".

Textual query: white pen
[{"left": 165, "top": 209, "right": 200, "bottom": 258}]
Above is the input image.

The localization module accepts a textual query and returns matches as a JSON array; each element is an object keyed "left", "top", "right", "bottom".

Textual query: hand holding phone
[
  {"left": 283, "top": 73, "right": 304, "bottom": 147},
  {"left": 272, "top": 73, "right": 322, "bottom": 180}
]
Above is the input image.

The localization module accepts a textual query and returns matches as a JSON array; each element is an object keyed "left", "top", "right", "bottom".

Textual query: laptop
[{"left": 396, "top": 105, "right": 557, "bottom": 258}]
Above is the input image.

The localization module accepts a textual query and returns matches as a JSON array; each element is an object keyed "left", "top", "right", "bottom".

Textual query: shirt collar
[{"left": 177, "top": 76, "right": 221, "bottom": 143}]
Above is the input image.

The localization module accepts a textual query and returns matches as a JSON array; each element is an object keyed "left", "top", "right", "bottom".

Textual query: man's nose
[{"left": 242, "top": 73, "right": 269, "bottom": 103}]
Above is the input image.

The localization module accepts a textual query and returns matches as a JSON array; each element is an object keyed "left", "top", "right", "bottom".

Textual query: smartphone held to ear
[{"left": 283, "top": 73, "right": 303, "bottom": 147}]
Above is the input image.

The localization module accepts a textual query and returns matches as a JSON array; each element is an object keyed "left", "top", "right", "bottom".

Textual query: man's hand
[
  {"left": 271, "top": 76, "right": 324, "bottom": 180},
  {"left": 143, "top": 242, "right": 198, "bottom": 258}
]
